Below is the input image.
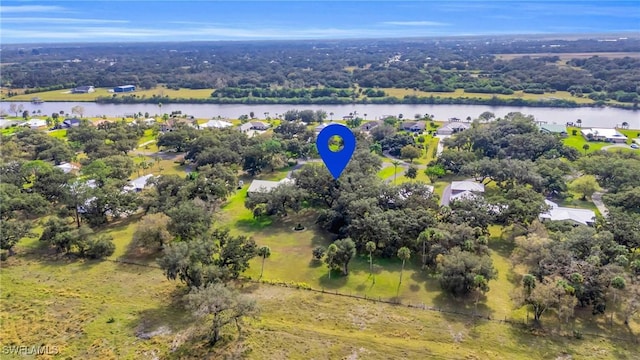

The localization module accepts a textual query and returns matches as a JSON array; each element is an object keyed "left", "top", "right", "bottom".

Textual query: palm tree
[
  {"left": 473, "top": 275, "right": 489, "bottom": 315},
  {"left": 582, "top": 143, "right": 590, "bottom": 154},
  {"left": 621, "top": 121, "right": 629, "bottom": 129},
  {"left": 610, "top": 276, "right": 626, "bottom": 325},
  {"left": 363, "top": 113, "right": 367, "bottom": 120},
  {"left": 391, "top": 160, "right": 401, "bottom": 184},
  {"left": 257, "top": 246, "right": 271, "bottom": 280},
  {"left": 329, "top": 112, "right": 334, "bottom": 121},
  {"left": 576, "top": 119, "right": 582, "bottom": 128},
  {"left": 417, "top": 230, "right": 431, "bottom": 268},
  {"left": 326, "top": 244, "right": 338, "bottom": 280},
  {"left": 365, "top": 241, "right": 376, "bottom": 276},
  {"left": 397, "top": 247, "right": 411, "bottom": 291}
]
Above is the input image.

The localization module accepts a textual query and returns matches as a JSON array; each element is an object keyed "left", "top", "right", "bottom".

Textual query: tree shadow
[
  {"left": 129, "top": 286, "right": 193, "bottom": 343},
  {"left": 308, "top": 259, "right": 323, "bottom": 268},
  {"left": 318, "top": 270, "right": 348, "bottom": 289}
]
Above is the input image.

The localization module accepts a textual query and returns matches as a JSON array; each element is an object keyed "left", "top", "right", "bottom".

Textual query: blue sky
[{"left": 1, "top": 1, "right": 638, "bottom": 43}]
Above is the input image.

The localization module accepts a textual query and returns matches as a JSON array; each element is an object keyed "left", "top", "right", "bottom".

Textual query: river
[{"left": 3, "top": 101, "right": 639, "bottom": 129}]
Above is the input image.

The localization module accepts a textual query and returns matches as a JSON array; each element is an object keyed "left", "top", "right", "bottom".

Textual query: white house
[
  {"left": 539, "top": 199, "right": 596, "bottom": 226},
  {"left": 23, "top": 118, "right": 47, "bottom": 129},
  {"left": 55, "top": 162, "right": 80, "bottom": 173},
  {"left": 247, "top": 178, "right": 294, "bottom": 195},
  {"left": 581, "top": 128, "right": 627, "bottom": 143},
  {"left": 441, "top": 181, "right": 485, "bottom": 206},
  {"left": 124, "top": 174, "right": 154, "bottom": 192},
  {"left": 199, "top": 119, "right": 233, "bottom": 129}
]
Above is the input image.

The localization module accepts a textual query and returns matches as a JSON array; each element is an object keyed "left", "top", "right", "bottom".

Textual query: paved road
[{"left": 591, "top": 191, "right": 609, "bottom": 217}]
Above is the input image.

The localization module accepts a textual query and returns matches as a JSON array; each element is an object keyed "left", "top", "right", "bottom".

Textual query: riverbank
[
  {"left": 2, "top": 102, "right": 638, "bottom": 129},
  {"left": 3, "top": 86, "right": 636, "bottom": 110}
]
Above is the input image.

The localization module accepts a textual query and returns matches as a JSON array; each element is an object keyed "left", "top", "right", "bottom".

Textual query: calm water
[{"left": 3, "top": 101, "right": 639, "bottom": 129}]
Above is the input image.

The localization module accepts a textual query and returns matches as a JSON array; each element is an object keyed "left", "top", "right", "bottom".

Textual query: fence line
[{"left": 109, "top": 257, "right": 639, "bottom": 344}]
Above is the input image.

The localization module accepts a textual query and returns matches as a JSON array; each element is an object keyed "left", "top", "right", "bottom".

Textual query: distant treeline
[
  {"left": 2, "top": 37, "right": 639, "bottom": 105},
  {"left": 94, "top": 93, "right": 636, "bottom": 109}
]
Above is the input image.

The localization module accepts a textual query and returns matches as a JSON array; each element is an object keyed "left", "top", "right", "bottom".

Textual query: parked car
[{"left": 631, "top": 143, "right": 639, "bottom": 149}]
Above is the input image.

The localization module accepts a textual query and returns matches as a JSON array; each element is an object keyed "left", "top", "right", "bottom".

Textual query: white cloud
[
  {"left": 0, "top": 5, "right": 66, "bottom": 13},
  {"left": 0, "top": 25, "right": 450, "bottom": 42},
  {"left": 1, "top": 17, "right": 129, "bottom": 24},
  {"left": 382, "top": 21, "right": 449, "bottom": 26}
]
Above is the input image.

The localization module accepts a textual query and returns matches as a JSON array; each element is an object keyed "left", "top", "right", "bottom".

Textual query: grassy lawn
[
  {"left": 378, "top": 88, "right": 596, "bottom": 104},
  {"left": 8, "top": 86, "right": 216, "bottom": 102},
  {"left": 0, "top": 219, "right": 191, "bottom": 360},
  {"left": 137, "top": 129, "right": 156, "bottom": 146},
  {"left": 2, "top": 183, "right": 638, "bottom": 358},
  {"left": 48, "top": 129, "right": 67, "bottom": 139},
  {"left": 242, "top": 284, "right": 638, "bottom": 360},
  {"left": 376, "top": 165, "right": 397, "bottom": 180},
  {"left": 563, "top": 127, "right": 609, "bottom": 153}
]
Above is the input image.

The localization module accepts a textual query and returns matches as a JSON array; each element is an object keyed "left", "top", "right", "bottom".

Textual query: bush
[
  {"left": 417, "top": 135, "right": 426, "bottom": 143},
  {"left": 84, "top": 236, "right": 116, "bottom": 259},
  {"left": 312, "top": 246, "right": 326, "bottom": 260},
  {"left": 0, "top": 250, "right": 8, "bottom": 262}
]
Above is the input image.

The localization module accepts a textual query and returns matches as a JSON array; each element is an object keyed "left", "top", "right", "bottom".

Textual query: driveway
[
  {"left": 591, "top": 191, "right": 608, "bottom": 217},
  {"left": 602, "top": 144, "right": 633, "bottom": 151}
]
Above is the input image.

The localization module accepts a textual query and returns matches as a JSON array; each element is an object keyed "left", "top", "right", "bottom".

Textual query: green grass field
[
  {"left": 379, "top": 88, "right": 596, "bottom": 104},
  {"left": 3, "top": 202, "right": 637, "bottom": 359},
  {"left": 5, "top": 84, "right": 610, "bottom": 106},
  {"left": 3, "top": 121, "right": 639, "bottom": 358},
  {"left": 8, "top": 87, "right": 216, "bottom": 102}
]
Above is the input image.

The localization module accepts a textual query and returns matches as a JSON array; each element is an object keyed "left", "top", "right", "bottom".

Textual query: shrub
[
  {"left": 312, "top": 246, "right": 326, "bottom": 260},
  {"left": 84, "top": 236, "right": 116, "bottom": 259}
]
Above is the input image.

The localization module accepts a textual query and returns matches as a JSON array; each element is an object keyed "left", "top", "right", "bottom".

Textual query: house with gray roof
[
  {"left": 539, "top": 124, "right": 568, "bottom": 137},
  {"left": 124, "top": 174, "right": 154, "bottom": 192},
  {"left": 437, "top": 122, "right": 471, "bottom": 136},
  {"left": 401, "top": 121, "right": 426, "bottom": 133},
  {"left": 247, "top": 178, "right": 294, "bottom": 195},
  {"left": 441, "top": 181, "right": 485, "bottom": 206},
  {"left": 539, "top": 199, "right": 596, "bottom": 226}
]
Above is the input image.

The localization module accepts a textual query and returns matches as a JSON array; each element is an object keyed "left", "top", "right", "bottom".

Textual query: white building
[
  {"left": 441, "top": 181, "right": 485, "bottom": 206},
  {"left": 55, "top": 162, "right": 80, "bottom": 173},
  {"left": 539, "top": 199, "right": 596, "bottom": 226},
  {"left": 199, "top": 119, "right": 232, "bottom": 129},
  {"left": 581, "top": 128, "right": 627, "bottom": 143},
  {"left": 23, "top": 118, "right": 47, "bottom": 129},
  {"left": 124, "top": 174, "right": 154, "bottom": 192},
  {"left": 247, "top": 178, "right": 294, "bottom": 195}
]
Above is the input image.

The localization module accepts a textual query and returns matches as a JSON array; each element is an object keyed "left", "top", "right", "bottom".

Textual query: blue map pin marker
[{"left": 316, "top": 123, "right": 356, "bottom": 179}]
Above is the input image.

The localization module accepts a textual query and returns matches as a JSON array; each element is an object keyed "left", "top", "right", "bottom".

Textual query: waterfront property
[
  {"left": 199, "top": 119, "right": 232, "bottom": 129},
  {"left": 72, "top": 86, "right": 95, "bottom": 94},
  {"left": 539, "top": 123, "right": 568, "bottom": 137},
  {"left": 581, "top": 128, "right": 627, "bottom": 143},
  {"left": 437, "top": 121, "right": 471, "bottom": 135},
  {"left": 113, "top": 85, "right": 136, "bottom": 93}
]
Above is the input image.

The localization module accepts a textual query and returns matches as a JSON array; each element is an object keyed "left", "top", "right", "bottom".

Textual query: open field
[
  {"left": 3, "top": 207, "right": 638, "bottom": 359},
  {"left": 7, "top": 87, "right": 216, "bottom": 102},
  {"left": 4, "top": 85, "right": 605, "bottom": 106},
  {"left": 494, "top": 52, "right": 640, "bottom": 61},
  {"left": 379, "top": 88, "right": 596, "bottom": 104}
]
